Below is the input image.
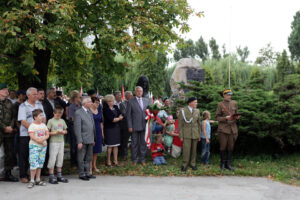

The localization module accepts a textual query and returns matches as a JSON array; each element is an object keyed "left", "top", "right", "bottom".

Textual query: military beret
[
  {"left": 0, "top": 83, "right": 8, "bottom": 90},
  {"left": 187, "top": 97, "right": 197, "bottom": 104}
]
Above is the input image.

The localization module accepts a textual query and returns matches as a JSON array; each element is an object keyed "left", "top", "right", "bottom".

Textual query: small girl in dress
[{"left": 164, "top": 115, "right": 177, "bottom": 154}]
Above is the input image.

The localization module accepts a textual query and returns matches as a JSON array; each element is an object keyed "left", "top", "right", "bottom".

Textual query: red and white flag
[{"left": 122, "top": 86, "right": 125, "bottom": 100}]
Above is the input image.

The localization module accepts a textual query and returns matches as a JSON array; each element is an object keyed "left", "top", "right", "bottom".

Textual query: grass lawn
[{"left": 62, "top": 150, "right": 300, "bottom": 186}]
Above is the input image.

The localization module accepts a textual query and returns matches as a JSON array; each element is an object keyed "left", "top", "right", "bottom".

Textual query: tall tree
[
  {"left": 236, "top": 45, "right": 250, "bottom": 62},
  {"left": 0, "top": 0, "right": 194, "bottom": 90},
  {"left": 173, "top": 39, "right": 196, "bottom": 61},
  {"left": 195, "top": 36, "right": 208, "bottom": 61},
  {"left": 138, "top": 52, "right": 168, "bottom": 97},
  {"left": 276, "top": 50, "right": 293, "bottom": 82},
  {"left": 248, "top": 67, "right": 265, "bottom": 89},
  {"left": 288, "top": 11, "right": 300, "bottom": 62},
  {"left": 222, "top": 44, "right": 228, "bottom": 58},
  {"left": 255, "top": 43, "right": 279, "bottom": 67},
  {"left": 209, "top": 37, "right": 221, "bottom": 60}
]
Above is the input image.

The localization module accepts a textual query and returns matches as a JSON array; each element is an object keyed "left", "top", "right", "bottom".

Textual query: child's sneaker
[
  {"left": 57, "top": 176, "right": 68, "bottom": 183},
  {"left": 27, "top": 181, "right": 35, "bottom": 189},
  {"left": 49, "top": 177, "right": 58, "bottom": 184}
]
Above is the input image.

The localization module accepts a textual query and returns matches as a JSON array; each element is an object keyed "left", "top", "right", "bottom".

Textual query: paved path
[{"left": 1, "top": 176, "right": 299, "bottom": 200}]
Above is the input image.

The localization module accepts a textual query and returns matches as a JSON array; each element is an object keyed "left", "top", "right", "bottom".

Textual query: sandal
[
  {"left": 113, "top": 162, "right": 120, "bottom": 167},
  {"left": 36, "top": 181, "right": 47, "bottom": 186},
  {"left": 106, "top": 162, "right": 112, "bottom": 167},
  {"left": 27, "top": 181, "right": 35, "bottom": 189}
]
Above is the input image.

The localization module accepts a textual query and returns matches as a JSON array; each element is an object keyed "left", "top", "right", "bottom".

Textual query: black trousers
[
  {"left": 68, "top": 121, "right": 77, "bottom": 167},
  {"left": 119, "top": 128, "right": 131, "bottom": 158},
  {"left": 19, "top": 136, "right": 30, "bottom": 178}
]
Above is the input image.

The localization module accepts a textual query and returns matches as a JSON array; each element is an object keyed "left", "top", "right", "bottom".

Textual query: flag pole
[{"left": 228, "top": 5, "right": 232, "bottom": 89}]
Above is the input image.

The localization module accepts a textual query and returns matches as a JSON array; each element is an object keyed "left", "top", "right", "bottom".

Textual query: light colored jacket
[
  {"left": 127, "top": 97, "right": 150, "bottom": 132},
  {"left": 74, "top": 107, "right": 96, "bottom": 144}
]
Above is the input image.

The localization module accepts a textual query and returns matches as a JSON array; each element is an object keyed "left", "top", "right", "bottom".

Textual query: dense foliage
[
  {"left": 176, "top": 73, "right": 300, "bottom": 154},
  {"left": 0, "top": 0, "right": 195, "bottom": 90}
]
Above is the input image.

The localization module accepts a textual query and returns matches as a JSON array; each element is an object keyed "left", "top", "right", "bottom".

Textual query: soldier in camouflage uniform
[{"left": 0, "top": 83, "right": 18, "bottom": 182}]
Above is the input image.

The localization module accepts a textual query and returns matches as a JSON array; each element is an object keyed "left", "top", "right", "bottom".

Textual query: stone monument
[{"left": 170, "top": 58, "right": 205, "bottom": 95}]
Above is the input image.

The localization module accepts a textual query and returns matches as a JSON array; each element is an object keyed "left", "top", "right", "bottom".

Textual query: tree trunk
[{"left": 18, "top": 48, "right": 51, "bottom": 91}]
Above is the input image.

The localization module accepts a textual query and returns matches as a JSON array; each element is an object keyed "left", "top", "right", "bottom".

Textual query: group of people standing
[
  {"left": 0, "top": 81, "right": 240, "bottom": 188},
  {"left": 177, "top": 89, "right": 239, "bottom": 172}
]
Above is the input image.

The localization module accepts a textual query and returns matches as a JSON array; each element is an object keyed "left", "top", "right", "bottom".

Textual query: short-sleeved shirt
[
  {"left": 68, "top": 103, "right": 81, "bottom": 120},
  {"left": 201, "top": 120, "right": 211, "bottom": 139},
  {"left": 18, "top": 101, "right": 45, "bottom": 137},
  {"left": 47, "top": 118, "right": 67, "bottom": 143},
  {"left": 28, "top": 122, "right": 48, "bottom": 146}
]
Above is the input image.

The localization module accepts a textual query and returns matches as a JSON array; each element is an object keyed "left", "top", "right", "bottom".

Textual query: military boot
[
  {"left": 220, "top": 151, "right": 226, "bottom": 171},
  {"left": 225, "top": 151, "right": 235, "bottom": 172}
]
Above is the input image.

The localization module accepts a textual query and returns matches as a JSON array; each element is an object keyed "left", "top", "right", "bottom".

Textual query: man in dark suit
[
  {"left": 119, "top": 91, "right": 133, "bottom": 161},
  {"left": 42, "top": 88, "right": 57, "bottom": 122},
  {"left": 55, "top": 90, "right": 67, "bottom": 120},
  {"left": 41, "top": 87, "right": 57, "bottom": 175},
  {"left": 127, "top": 86, "right": 150, "bottom": 166},
  {"left": 74, "top": 96, "right": 96, "bottom": 181}
]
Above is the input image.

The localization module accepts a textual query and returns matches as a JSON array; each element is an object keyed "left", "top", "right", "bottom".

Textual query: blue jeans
[
  {"left": 201, "top": 139, "right": 210, "bottom": 164},
  {"left": 153, "top": 156, "right": 166, "bottom": 165}
]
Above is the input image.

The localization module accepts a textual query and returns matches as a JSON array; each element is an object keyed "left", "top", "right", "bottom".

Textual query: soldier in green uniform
[
  {"left": 178, "top": 97, "right": 201, "bottom": 172},
  {"left": 0, "top": 83, "right": 18, "bottom": 181},
  {"left": 216, "top": 89, "right": 240, "bottom": 172}
]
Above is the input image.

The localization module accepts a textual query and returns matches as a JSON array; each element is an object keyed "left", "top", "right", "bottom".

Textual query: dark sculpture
[{"left": 136, "top": 75, "right": 150, "bottom": 98}]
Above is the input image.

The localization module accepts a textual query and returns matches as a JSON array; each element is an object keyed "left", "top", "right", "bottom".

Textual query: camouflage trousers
[{"left": 3, "top": 137, "right": 14, "bottom": 171}]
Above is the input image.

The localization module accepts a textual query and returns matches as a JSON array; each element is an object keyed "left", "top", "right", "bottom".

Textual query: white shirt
[
  {"left": 136, "top": 97, "right": 143, "bottom": 109},
  {"left": 82, "top": 106, "right": 88, "bottom": 113},
  {"left": 114, "top": 100, "right": 122, "bottom": 109},
  {"left": 188, "top": 106, "right": 193, "bottom": 113},
  {"left": 18, "top": 101, "right": 45, "bottom": 137},
  {"left": 8, "top": 98, "right": 16, "bottom": 104}
]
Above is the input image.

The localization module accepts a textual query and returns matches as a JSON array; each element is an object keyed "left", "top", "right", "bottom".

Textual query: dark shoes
[
  {"left": 86, "top": 175, "right": 96, "bottom": 179},
  {"left": 220, "top": 151, "right": 226, "bottom": 171},
  {"left": 49, "top": 177, "right": 58, "bottom": 184},
  {"left": 181, "top": 166, "right": 187, "bottom": 172},
  {"left": 225, "top": 162, "right": 235, "bottom": 172},
  {"left": 191, "top": 166, "right": 198, "bottom": 171},
  {"left": 220, "top": 151, "right": 235, "bottom": 172},
  {"left": 57, "top": 176, "right": 69, "bottom": 183},
  {"left": 4, "top": 171, "right": 18, "bottom": 182},
  {"left": 79, "top": 176, "right": 89, "bottom": 181}
]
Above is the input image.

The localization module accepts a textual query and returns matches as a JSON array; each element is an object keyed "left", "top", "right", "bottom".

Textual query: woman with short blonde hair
[{"left": 102, "top": 94, "right": 123, "bottom": 166}]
